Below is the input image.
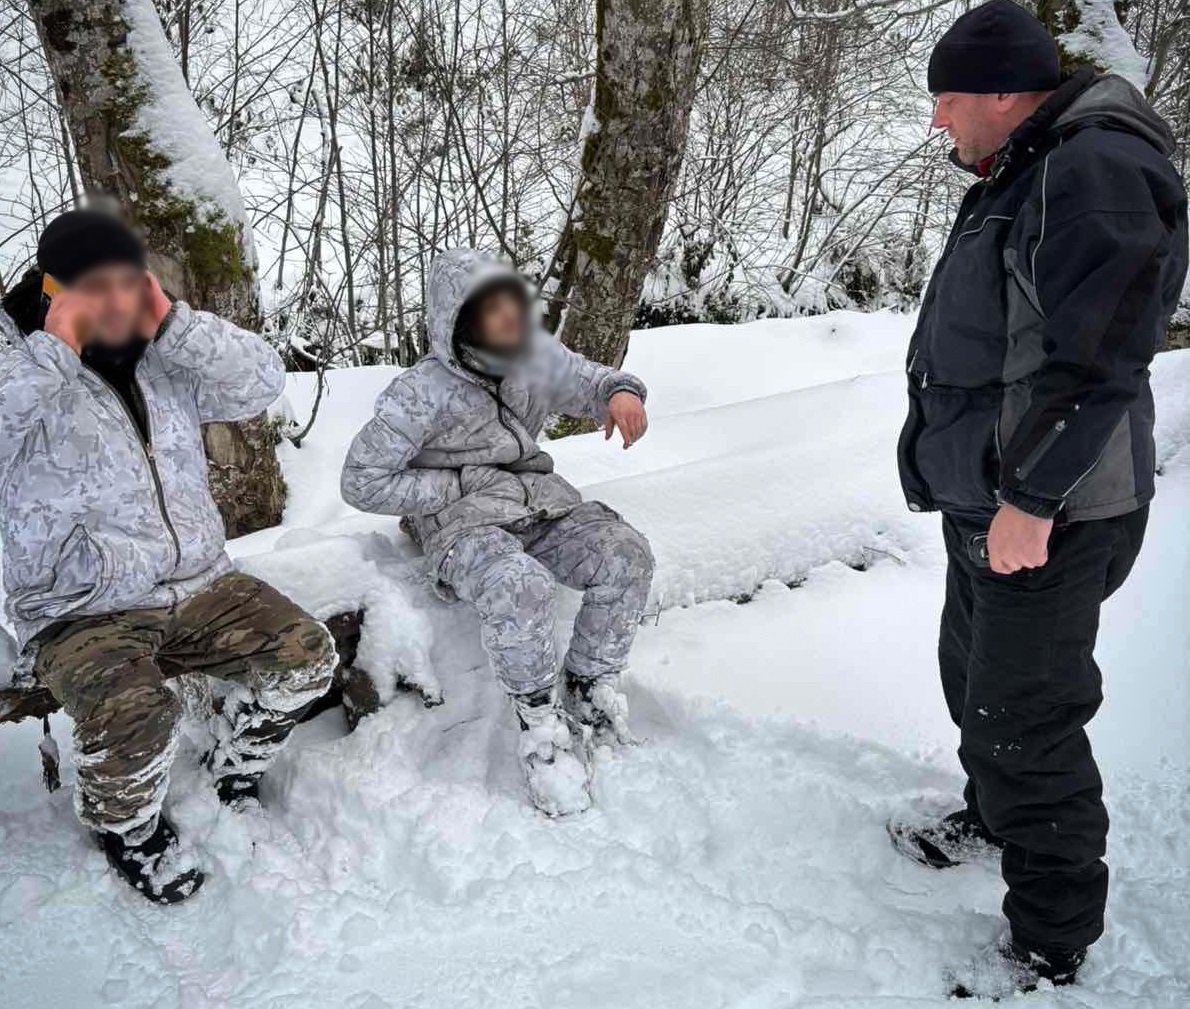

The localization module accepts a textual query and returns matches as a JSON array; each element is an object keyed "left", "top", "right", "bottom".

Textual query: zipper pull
[{"left": 920, "top": 371, "right": 929, "bottom": 390}]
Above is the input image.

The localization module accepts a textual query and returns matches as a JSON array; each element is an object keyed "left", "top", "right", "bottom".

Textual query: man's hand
[
  {"left": 987, "top": 502, "right": 1053, "bottom": 575},
  {"left": 604, "top": 392, "right": 648, "bottom": 449},
  {"left": 43, "top": 289, "right": 97, "bottom": 356},
  {"left": 138, "top": 271, "right": 173, "bottom": 340}
]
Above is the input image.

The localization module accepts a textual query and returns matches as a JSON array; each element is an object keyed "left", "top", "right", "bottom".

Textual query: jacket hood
[
  {"left": 1054, "top": 73, "right": 1176, "bottom": 157},
  {"left": 0, "top": 307, "right": 21, "bottom": 348},
  {"left": 426, "top": 249, "right": 531, "bottom": 368}
]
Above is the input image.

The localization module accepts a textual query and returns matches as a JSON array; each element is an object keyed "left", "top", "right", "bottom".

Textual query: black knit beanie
[
  {"left": 36, "top": 209, "right": 146, "bottom": 285},
  {"left": 928, "top": 0, "right": 1061, "bottom": 95}
]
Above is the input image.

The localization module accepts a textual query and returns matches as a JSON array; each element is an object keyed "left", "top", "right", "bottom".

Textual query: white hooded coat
[
  {"left": 340, "top": 249, "right": 648, "bottom": 569},
  {"left": 0, "top": 303, "right": 285, "bottom": 648}
]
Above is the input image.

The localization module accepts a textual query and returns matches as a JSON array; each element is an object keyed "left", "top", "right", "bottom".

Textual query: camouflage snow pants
[
  {"left": 440, "top": 501, "right": 654, "bottom": 695},
  {"left": 34, "top": 572, "right": 336, "bottom": 838}
]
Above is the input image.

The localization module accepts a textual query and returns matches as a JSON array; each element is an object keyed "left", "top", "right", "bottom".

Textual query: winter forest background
[
  {"left": 2, "top": 0, "right": 1188, "bottom": 374},
  {"left": 3, "top": 3, "right": 1190, "bottom": 1005}
]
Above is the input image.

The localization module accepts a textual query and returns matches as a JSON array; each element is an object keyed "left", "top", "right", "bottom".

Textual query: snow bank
[
  {"left": 570, "top": 374, "right": 919, "bottom": 607},
  {"left": 1152, "top": 346, "right": 1190, "bottom": 468}
]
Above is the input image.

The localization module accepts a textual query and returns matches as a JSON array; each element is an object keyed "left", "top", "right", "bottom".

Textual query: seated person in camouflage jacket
[
  {"left": 341, "top": 249, "right": 654, "bottom": 817},
  {"left": 0, "top": 211, "right": 336, "bottom": 903}
]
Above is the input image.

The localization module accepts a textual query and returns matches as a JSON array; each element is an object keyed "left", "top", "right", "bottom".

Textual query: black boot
[
  {"left": 214, "top": 773, "right": 262, "bottom": 808},
  {"left": 97, "top": 815, "right": 204, "bottom": 905},
  {"left": 949, "top": 936, "right": 1084, "bottom": 998},
  {"left": 1008, "top": 940, "right": 1085, "bottom": 987},
  {"left": 887, "top": 807, "right": 1004, "bottom": 869},
  {"left": 563, "top": 670, "right": 633, "bottom": 745}
]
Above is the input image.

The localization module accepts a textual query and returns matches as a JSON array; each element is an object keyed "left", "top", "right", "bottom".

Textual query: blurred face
[
  {"left": 931, "top": 91, "right": 1048, "bottom": 166},
  {"left": 70, "top": 264, "right": 145, "bottom": 346},
  {"left": 475, "top": 289, "right": 527, "bottom": 352}
]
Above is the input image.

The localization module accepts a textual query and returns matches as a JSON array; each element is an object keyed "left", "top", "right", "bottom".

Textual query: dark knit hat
[
  {"left": 36, "top": 209, "right": 146, "bottom": 285},
  {"left": 928, "top": 0, "right": 1061, "bottom": 95}
]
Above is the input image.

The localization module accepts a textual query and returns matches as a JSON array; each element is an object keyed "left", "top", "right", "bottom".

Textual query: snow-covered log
[
  {"left": 552, "top": 0, "right": 709, "bottom": 369},
  {"left": 237, "top": 532, "right": 441, "bottom": 716},
  {"left": 26, "top": 0, "right": 284, "bottom": 536}
]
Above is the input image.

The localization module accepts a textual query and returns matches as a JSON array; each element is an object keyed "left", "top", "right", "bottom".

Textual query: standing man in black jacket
[{"left": 889, "top": 0, "right": 1188, "bottom": 997}]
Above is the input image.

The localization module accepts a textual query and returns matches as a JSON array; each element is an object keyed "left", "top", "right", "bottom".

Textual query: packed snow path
[{"left": 1, "top": 313, "right": 1187, "bottom": 1008}]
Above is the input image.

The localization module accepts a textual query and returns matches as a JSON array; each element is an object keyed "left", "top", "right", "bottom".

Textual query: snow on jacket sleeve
[
  {"left": 541, "top": 337, "right": 647, "bottom": 423},
  {"left": 340, "top": 371, "right": 462, "bottom": 517},
  {"left": 997, "top": 141, "right": 1188, "bottom": 517},
  {"left": 0, "top": 331, "right": 81, "bottom": 477},
  {"left": 153, "top": 301, "right": 285, "bottom": 422}
]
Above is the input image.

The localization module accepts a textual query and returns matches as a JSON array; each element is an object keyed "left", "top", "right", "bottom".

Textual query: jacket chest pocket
[
  {"left": 10, "top": 523, "right": 112, "bottom": 622},
  {"left": 923, "top": 214, "right": 1014, "bottom": 386},
  {"left": 447, "top": 400, "right": 497, "bottom": 441}
]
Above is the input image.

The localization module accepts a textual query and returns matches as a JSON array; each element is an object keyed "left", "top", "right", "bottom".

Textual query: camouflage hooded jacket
[
  {"left": 0, "top": 303, "right": 285, "bottom": 648},
  {"left": 340, "top": 249, "right": 647, "bottom": 566}
]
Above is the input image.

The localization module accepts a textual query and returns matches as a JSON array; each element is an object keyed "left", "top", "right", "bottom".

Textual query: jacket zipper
[
  {"left": 490, "top": 384, "right": 531, "bottom": 506},
  {"left": 906, "top": 350, "right": 929, "bottom": 389},
  {"left": 86, "top": 366, "right": 183, "bottom": 571},
  {"left": 490, "top": 385, "right": 528, "bottom": 459},
  {"left": 1013, "top": 418, "right": 1067, "bottom": 481}
]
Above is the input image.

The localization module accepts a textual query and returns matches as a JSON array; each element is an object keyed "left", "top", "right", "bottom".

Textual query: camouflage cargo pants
[
  {"left": 440, "top": 501, "right": 655, "bottom": 695},
  {"left": 35, "top": 572, "right": 336, "bottom": 838}
]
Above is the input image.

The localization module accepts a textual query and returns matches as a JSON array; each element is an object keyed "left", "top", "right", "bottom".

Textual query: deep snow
[{"left": 1, "top": 313, "right": 1188, "bottom": 1008}]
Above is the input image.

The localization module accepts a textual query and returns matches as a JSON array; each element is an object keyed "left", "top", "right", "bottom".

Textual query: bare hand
[
  {"left": 604, "top": 392, "right": 648, "bottom": 449},
  {"left": 43, "top": 288, "right": 97, "bottom": 356},
  {"left": 987, "top": 502, "right": 1053, "bottom": 575},
  {"left": 139, "top": 271, "right": 173, "bottom": 340}
]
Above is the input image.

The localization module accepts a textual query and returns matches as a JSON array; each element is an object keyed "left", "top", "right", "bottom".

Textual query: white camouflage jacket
[
  {"left": 340, "top": 249, "right": 647, "bottom": 566},
  {"left": 0, "top": 303, "right": 285, "bottom": 647}
]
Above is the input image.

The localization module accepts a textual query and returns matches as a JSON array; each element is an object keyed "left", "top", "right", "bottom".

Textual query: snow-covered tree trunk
[
  {"left": 1037, "top": 0, "right": 1149, "bottom": 91},
  {"left": 552, "top": 0, "right": 709, "bottom": 369},
  {"left": 26, "top": 0, "right": 284, "bottom": 537}
]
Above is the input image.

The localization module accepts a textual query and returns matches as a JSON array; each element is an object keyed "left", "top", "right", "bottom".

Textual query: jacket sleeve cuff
[
  {"left": 605, "top": 374, "right": 647, "bottom": 405},
  {"left": 997, "top": 487, "right": 1064, "bottom": 519}
]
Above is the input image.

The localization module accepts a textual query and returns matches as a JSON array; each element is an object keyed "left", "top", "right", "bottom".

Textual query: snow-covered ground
[{"left": 1, "top": 312, "right": 1188, "bottom": 1008}]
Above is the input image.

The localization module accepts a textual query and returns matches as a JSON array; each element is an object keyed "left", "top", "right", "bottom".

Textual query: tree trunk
[
  {"left": 551, "top": 0, "right": 708, "bottom": 368},
  {"left": 1036, "top": 0, "right": 1148, "bottom": 90},
  {"left": 26, "top": 0, "right": 284, "bottom": 536}
]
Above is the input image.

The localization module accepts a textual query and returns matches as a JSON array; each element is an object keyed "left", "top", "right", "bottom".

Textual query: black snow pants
[{"left": 939, "top": 506, "right": 1148, "bottom": 952}]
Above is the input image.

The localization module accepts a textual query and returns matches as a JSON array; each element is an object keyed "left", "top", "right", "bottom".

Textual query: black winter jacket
[{"left": 898, "top": 71, "right": 1189, "bottom": 521}]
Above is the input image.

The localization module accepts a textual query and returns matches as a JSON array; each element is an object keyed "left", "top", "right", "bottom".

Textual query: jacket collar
[
  {"left": 987, "top": 67, "right": 1099, "bottom": 183},
  {"left": 948, "top": 68, "right": 1098, "bottom": 182}
]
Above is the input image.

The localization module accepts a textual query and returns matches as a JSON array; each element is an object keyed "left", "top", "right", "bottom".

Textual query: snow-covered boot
[
  {"left": 563, "top": 670, "right": 633, "bottom": 745},
  {"left": 97, "top": 815, "right": 204, "bottom": 905},
  {"left": 948, "top": 935, "right": 1085, "bottom": 998},
  {"left": 513, "top": 687, "right": 592, "bottom": 817},
  {"left": 887, "top": 807, "right": 1004, "bottom": 869}
]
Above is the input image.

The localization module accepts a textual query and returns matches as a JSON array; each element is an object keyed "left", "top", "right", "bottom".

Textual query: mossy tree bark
[
  {"left": 550, "top": 0, "right": 709, "bottom": 370},
  {"left": 26, "top": 0, "right": 284, "bottom": 537}
]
